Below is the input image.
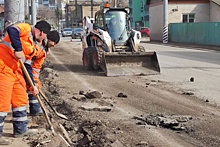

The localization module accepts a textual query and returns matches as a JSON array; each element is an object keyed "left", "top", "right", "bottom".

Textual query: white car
[{"left": 61, "top": 28, "right": 73, "bottom": 37}]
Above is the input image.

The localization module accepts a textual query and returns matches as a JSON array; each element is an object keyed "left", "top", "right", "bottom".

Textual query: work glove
[{"left": 14, "top": 51, "right": 23, "bottom": 59}]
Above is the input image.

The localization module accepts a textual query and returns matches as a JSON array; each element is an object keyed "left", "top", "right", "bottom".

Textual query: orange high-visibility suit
[
  {"left": 32, "top": 41, "right": 47, "bottom": 88},
  {"left": 28, "top": 41, "right": 47, "bottom": 114},
  {"left": 28, "top": 30, "right": 60, "bottom": 115},
  {"left": 0, "top": 23, "right": 37, "bottom": 135}
]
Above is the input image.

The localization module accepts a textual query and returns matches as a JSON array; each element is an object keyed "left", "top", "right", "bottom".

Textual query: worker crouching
[
  {"left": 28, "top": 30, "right": 60, "bottom": 116},
  {"left": 0, "top": 20, "right": 51, "bottom": 145}
]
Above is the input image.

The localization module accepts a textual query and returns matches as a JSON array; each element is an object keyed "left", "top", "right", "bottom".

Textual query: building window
[
  {"left": 144, "top": 15, "right": 149, "bottom": 21},
  {"left": 182, "top": 13, "right": 195, "bottom": 23}
]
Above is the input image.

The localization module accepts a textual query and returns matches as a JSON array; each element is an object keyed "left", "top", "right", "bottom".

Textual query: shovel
[
  {"left": 19, "top": 60, "right": 56, "bottom": 134},
  {"left": 39, "top": 89, "right": 68, "bottom": 120}
]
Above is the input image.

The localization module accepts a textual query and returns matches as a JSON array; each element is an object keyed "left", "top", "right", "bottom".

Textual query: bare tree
[
  {"left": 108, "top": 0, "right": 128, "bottom": 7},
  {"left": 37, "top": 5, "right": 56, "bottom": 24}
]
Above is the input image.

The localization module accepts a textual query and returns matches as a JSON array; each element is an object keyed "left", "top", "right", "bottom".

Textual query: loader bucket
[{"left": 99, "top": 52, "right": 160, "bottom": 76}]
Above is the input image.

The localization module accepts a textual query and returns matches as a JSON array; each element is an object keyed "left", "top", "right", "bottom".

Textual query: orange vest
[
  {"left": 0, "top": 23, "right": 36, "bottom": 71},
  {"left": 32, "top": 42, "right": 47, "bottom": 87}
]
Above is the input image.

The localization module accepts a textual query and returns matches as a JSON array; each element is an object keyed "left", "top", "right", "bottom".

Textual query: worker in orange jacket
[
  {"left": 28, "top": 30, "right": 60, "bottom": 115},
  {"left": 0, "top": 20, "right": 51, "bottom": 145}
]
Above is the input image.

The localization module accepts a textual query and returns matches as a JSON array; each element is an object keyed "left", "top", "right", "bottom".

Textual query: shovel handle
[
  {"left": 39, "top": 89, "right": 68, "bottom": 120},
  {"left": 19, "top": 60, "right": 55, "bottom": 134},
  {"left": 19, "top": 60, "right": 35, "bottom": 87}
]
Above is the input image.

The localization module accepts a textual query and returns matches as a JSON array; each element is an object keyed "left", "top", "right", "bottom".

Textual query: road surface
[
  {"left": 142, "top": 42, "right": 220, "bottom": 106},
  {"left": 4, "top": 37, "right": 220, "bottom": 147},
  {"left": 40, "top": 38, "right": 220, "bottom": 146}
]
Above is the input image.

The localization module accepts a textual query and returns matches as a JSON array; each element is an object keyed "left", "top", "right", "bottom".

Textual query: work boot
[
  {"left": 29, "top": 112, "right": 44, "bottom": 116},
  {"left": 0, "top": 137, "right": 11, "bottom": 145},
  {"left": 14, "top": 129, "right": 38, "bottom": 138},
  {"left": 28, "top": 110, "right": 44, "bottom": 116}
]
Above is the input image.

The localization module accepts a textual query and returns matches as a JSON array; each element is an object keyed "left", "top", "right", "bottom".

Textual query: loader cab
[{"left": 95, "top": 8, "right": 131, "bottom": 45}]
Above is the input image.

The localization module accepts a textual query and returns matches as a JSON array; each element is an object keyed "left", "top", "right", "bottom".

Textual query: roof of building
[{"left": 212, "top": 0, "right": 220, "bottom": 5}]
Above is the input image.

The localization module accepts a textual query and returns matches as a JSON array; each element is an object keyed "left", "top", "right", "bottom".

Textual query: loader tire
[
  {"left": 83, "top": 48, "right": 93, "bottom": 70},
  {"left": 92, "top": 47, "right": 103, "bottom": 70}
]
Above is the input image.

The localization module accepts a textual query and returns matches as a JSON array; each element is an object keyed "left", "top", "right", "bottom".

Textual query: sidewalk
[{"left": 140, "top": 37, "right": 220, "bottom": 52}]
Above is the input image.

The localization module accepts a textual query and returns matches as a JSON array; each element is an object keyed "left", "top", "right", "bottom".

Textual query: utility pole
[
  {"left": 75, "top": 0, "right": 78, "bottom": 27},
  {"left": 31, "top": 0, "right": 36, "bottom": 25},
  {"left": 163, "top": 0, "right": 168, "bottom": 43},
  {"left": 114, "top": 0, "right": 117, "bottom": 7},
  {"left": 65, "top": 4, "right": 69, "bottom": 27},
  {"left": 91, "top": 0, "right": 93, "bottom": 18},
  {"left": 4, "top": 0, "right": 25, "bottom": 29}
]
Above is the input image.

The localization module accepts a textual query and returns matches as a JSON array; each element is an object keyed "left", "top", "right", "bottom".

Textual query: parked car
[
  {"left": 139, "top": 27, "right": 150, "bottom": 37},
  {"left": 61, "top": 28, "right": 73, "bottom": 37},
  {"left": 71, "top": 28, "right": 83, "bottom": 39}
]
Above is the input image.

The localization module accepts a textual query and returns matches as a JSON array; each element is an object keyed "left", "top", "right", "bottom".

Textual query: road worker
[
  {"left": 28, "top": 30, "right": 60, "bottom": 116},
  {"left": 0, "top": 20, "right": 51, "bottom": 145}
]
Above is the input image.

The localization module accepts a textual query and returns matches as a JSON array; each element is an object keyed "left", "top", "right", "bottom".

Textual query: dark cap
[
  {"left": 93, "top": 23, "right": 99, "bottom": 30},
  {"left": 35, "top": 20, "right": 51, "bottom": 35},
  {"left": 47, "top": 30, "right": 60, "bottom": 44}
]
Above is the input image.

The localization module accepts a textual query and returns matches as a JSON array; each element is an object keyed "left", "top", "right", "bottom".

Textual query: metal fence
[{"left": 169, "top": 22, "right": 220, "bottom": 46}]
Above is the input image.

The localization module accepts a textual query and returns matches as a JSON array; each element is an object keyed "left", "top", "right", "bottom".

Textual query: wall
[
  {"left": 149, "top": 1, "right": 163, "bottom": 41},
  {"left": 169, "top": 3, "right": 209, "bottom": 23}
]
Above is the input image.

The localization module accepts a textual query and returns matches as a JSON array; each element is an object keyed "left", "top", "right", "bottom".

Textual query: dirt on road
[{"left": 3, "top": 39, "right": 220, "bottom": 147}]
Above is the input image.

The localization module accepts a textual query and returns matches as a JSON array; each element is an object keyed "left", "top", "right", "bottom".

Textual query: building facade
[
  {"left": 38, "top": 0, "right": 57, "bottom": 9},
  {"left": 129, "top": 0, "right": 150, "bottom": 29},
  {"left": 65, "top": 2, "right": 100, "bottom": 27},
  {"left": 149, "top": 0, "right": 217, "bottom": 41}
]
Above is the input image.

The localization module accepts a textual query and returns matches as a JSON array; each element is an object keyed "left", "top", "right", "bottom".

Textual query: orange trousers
[{"left": 0, "top": 59, "right": 27, "bottom": 112}]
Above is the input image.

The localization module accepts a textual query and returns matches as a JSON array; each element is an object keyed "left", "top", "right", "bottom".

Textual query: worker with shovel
[
  {"left": 0, "top": 20, "right": 51, "bottom": 145},
  {"left": 28, "top": 30, "right": 60, "bottom": 116}
]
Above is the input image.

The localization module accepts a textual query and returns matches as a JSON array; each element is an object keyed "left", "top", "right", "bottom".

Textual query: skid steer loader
[{"left": 81, "top": 4, "right": 160, "bottom": 76}]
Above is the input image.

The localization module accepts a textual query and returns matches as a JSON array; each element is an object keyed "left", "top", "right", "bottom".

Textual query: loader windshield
[{"left": 105, "top": 11, "right": 129, "bottom": 44}]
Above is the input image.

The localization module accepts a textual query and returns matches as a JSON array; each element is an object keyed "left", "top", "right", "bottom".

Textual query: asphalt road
[
  {"left": 141, "top": 41, "right": 220, "bottom": 106},
  {"left": 37, "top": 37, "right": 220, "bottom": 146},
  {"left": 3, "top": 37, "right": 220, "bottom": 147},
  {"left": 63, "top": 36, "right": 220, "bottom": 106}
]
